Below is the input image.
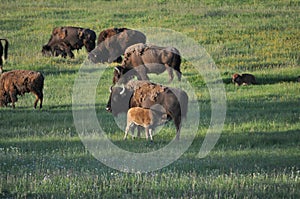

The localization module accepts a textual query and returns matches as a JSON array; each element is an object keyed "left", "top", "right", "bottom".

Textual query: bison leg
[
  {"left": 148, "top": 128, "right": 153, "bottom": 141},
  {"left": 138, "top": 126, "right": 143, "bottom": 138},
  {"left": 173, "top": 115, "right": 182, "bottom": 140},
  {"left": 165, "top": 64, "right": 174, "bottom": 83},
  {"left": 145, "top": 126, "right": 149, "bottom": 140},
  {"left": 64, "top": 48, "right": 74, "bottom": 59},
  {"left": 124, "top": 122, "right": 134, "bottom": 140},
  {"left": 9, "top": 90, "right": 18, "bottom": 109},
  {"left": 33, "top": 91, "right": 43, "bottom": 109},
  {"left": 175, "top": 70, "right": 182, "bottom": 81},
  {"left": 135, "top": 66, "right": 149, "bottom": 80}
]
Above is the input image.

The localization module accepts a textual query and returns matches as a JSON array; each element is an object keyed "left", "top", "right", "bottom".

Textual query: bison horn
[
  {"left": 114, "top": 67, "right": 120, "bottom": 74},
  {"left": 109, "top": 86, "right": 113, "bottom": 93},
  {"left": 120, "top": 84, "right": 125, "bottom": 95}
]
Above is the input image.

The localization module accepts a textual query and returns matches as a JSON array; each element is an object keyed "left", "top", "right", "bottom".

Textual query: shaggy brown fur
[
  {"left": 89, "top": 29, "right": 146, "bottom": 63},
  {"left": 0, "top": 70, "right": 44, "bottom": 108},
  {"left": 97, "top": 28, "right": 128, "bottom": 45},
  {"left": 42, "top": 26, "right": 96, "bottom": 58},
  {"left": 117, "top": 43, "right": 182, "bottom": 83},
  {"left": 107, "top": 80, "right": 188, "bottom": 140}
]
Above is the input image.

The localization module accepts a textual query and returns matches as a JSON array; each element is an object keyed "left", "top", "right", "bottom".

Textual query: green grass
[{"left": 1, "top": 0, "right": 300, "bottom": 198}]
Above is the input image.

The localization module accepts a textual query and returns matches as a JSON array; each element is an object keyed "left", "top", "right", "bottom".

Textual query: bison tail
[{"left": 171, "top": 53, "right": 182, "bottom": 73}]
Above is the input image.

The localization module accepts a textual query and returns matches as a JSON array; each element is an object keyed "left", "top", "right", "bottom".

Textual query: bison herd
[{"left": 0, "top": 26, "right": 295, "bottom": 141}]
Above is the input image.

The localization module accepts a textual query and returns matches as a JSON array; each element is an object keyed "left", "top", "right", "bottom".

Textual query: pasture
[{"left": 1, "top": 0, "right": 300, "bottom": 198}]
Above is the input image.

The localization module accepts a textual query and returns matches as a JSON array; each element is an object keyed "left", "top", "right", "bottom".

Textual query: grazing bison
[
  {"left": 0, "top": 70, "right": 44, "bottom": 109},
  {"left": 42, "top": 42, "right": 73, "bottom": 58},
  {"left": 0, "top": 39, "right": 9, "bottom": 74},
  {"left": 232, "top": 73, "right": 256, "bottom": 86},
  {"left": 42, "top": 26, "right": 96, "bottom": 58},
  {"left": 124, "top": 105, "right": 168, "bottom": 141},
  {"left": 114, "top": 43, "right": 182, "bottom": 84},
  {"left": 106, "top": 80, "right": 188, "bottom": 140},
  {"left": 89, "top": 28, "right": 146, "bottom": 63}
]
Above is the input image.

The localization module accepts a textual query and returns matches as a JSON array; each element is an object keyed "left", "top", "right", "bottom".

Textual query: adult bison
[
  {"left": 0, "top": 70, "right": 44, "bottom": 109},
  {"left": 0, "top": 39, "right": 9, "bottom": 74},
  {"left": 88, "top": 28, "right": 146, "bottom": 63},
  {"left": 106, "top": 80, "right": 188, "bottom": 140},
  {"left": 42, "top": 41, "right": 73, "bottom": 58},
  {"left": 114, "top": 43, "right": 182, "bottom": 84},
  {"left": 42, "top": 26, "right": 96, "bottom": 58}
]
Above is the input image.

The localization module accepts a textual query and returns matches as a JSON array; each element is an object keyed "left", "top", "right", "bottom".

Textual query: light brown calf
[{"left": 124, "top": 105, "right": 167, "bottom": 141}]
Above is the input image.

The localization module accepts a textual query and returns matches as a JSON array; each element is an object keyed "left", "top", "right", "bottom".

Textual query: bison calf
[
  {"left": 124, "top": 105, "right": 168, "bottom": 141},
  {"left": 232, "top": 73, "right": 256, "bottom": 86},
  {"left": 0, "top": 70, "right": 44, "bottom": 109}
]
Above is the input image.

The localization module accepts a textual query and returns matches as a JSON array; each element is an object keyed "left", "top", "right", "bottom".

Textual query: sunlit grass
[{"left": 0, "top": 0, "right": 299, "bottom": 198}]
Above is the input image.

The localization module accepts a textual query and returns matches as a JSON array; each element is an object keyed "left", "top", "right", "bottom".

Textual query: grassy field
[{"left": 1, "top": 0, "right": 300, "bottom": 198}]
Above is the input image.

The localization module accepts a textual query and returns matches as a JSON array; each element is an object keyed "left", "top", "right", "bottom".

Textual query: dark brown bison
[
  {"left": 97, "top": 28, "right": 129, "bottom": 45},
  {"left": 232, "top": 73, "right": 256, "bottom": 86},
  {"left": 42, "top": 26, "right": 96, "bottom": 58},
  {"left": 42, "top": 41, "right": 73, "bottom": 58},
  {"left": 0, "top": 70, "right": 44, "bottom": 109},
  {"left": 124, "top": 105, "right": 168, "bottom": 141},
  {"left": 106, "top": 80, "right": 188, "bottom": 140},
  {"left": 88, "top": 28, "right": 146, "bottom": 63},
  {"left": 114, "top": 43, "right": 182, "bottom": 84},
  {"left": 0, "top": 39, "right": 9, "bottom": 74}
]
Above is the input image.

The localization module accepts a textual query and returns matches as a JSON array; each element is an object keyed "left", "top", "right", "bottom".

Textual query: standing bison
[
  {"left": 0, "top": 70, "right": 44, "bottom": 109},
  {"left": 232, "top": 73, "right": 257, "bottom": 86},
  {"left": 89, "top": 28, "right": 146, "bottom": 63},
  {"left": 0, "top": 39, "right": 9, "bottom": 74},
  {"left": 124, "top": 105, "right": 168, "bottom": 141},
  {"left": 113, "top": 43, "right": 182, "bottom": 84},
  {"left": 42, "top": 26, "right": 96, "bottom": 58},
  {"left": 106, "top": 80, "right": 188, "bottom": 140}
]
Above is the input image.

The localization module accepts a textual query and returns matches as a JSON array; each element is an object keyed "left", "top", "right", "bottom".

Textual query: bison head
[
  {"left": 41, "top": 45, "right": 52, "bottom": 57},
  {"left": 88, "top": 46, "right": 110, "bottom": 63},
  {"left": 112, "top": 66, "right": 135, "bottom": 85},
  {"left": 78, "top": 29, "right": 96, "bottom": 52},
  {"left": 232, "top": 73, "right": 242, "bottom": 85},
  {"left": 106, "top": 85, "right": 133, "bottom": 116}
]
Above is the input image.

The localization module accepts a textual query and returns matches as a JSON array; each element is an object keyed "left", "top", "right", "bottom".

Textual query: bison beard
[
  {"left": 0, "top": 70, "right": 44, "bottom": 109},
  {"left": 106, "top": 80, "right": 188, "bottom": 140}
]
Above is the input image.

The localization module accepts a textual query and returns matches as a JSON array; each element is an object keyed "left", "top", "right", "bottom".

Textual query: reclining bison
[
  {"left": 42, "top": 26, "right": 96, "bottom": 58},
  {"left": 0, "top": 70, "right": 44, "bottom": 109},
  {"left": 106, "top": 80, "right": 188, "bottom": 140},
  {"left": 0, "top": 39, "right": 9, "bottom": 74},
  {"left": 89, "top": 28, "right": 146, "bottom": 63},
  {"left": 113, "top": 43, "right": 182, "bottom": 84},
  {"left": 232, "top": 73, "right": 256, "bottom": 86}
]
